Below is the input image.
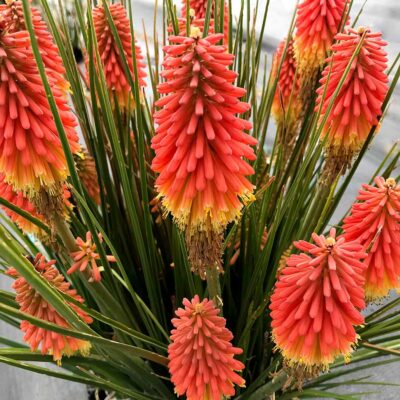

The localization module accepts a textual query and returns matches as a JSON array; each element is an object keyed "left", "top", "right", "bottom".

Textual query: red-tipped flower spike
[
  {"left": 0, "top": 29, "right": 80, "bottom": 193},
  {"left": 0, "top": 173, "right": 45, "bottom": 235},
  {"left": 270, "top": 228, "right": 367, "bottom": 367},
  {"left": 316, "top": 28, "right": 388, "bottom": 170},
  {"left": 295, "top": 0, "right": 348, "bottom": 77},
  {"left": 152, "top": 32, "right": 256, "bottom": 234},
  {"left": 92, "top": 3, "right": 146, "bottom": 110},
  {"left": 0, "top": 0, "right": 70, "bottom": 93},
  {"left": 271, "top": 39, "right": 301, "bottom": 129},
  {"left": 168, "top": 295, "right": 245, "bottom": 400},
  {"left": 7, "top": 254, "right": 93, "bottom": 362},
  {"left": 343, "top": 177, "right": 400, "bottom": 299},
  {"left": 68, "top": 232, "right": 116, "bottom": 282}
]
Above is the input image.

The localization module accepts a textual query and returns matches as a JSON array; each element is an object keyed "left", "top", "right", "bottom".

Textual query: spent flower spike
[
  {"left": 7, "top": 254, "right": 93, "bottom": 362},
  {"left": 168, "top": 295, "right": 245, "bottom": 400},
  {"left": 343, "top": 177, "right": 400, "bottom": 299},
  {"left": 270, "top": 228, "right": 367, "bottom": 367},
  {"left": 68, "top": 231, "right": 116, "bottom": 282}
]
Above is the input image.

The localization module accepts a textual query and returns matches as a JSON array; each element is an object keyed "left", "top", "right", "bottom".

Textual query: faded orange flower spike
[
  {"left": 0, "top": 0, "right": 70, "bottom": 93},
  {"left": 7, "top": 254, "right": 92, "bottom": 362},
  {"left": 75, "top": 150, "right": 101, "bottom": 205},
  {"left": 316, "top": 28, "right": 388, "bottom": 174},
  {"left": 168, "top": 295, "right": 245, "bottom": 400},
  {"left": 0, "top": 27, "right": 80, "bottom": 194},
  {"left": 68, "top": 231, "right": 116, "bottom": 282},
  {"left": 152, "top": 33, "right": 256, "bottom": 234},
  {"left": 295, "top": 0, "right": 348, "bottom": 78},
  {"left": 271, "top": 39, "right": 301, "bottom": 126},
  {"left": 0, "top": 173, "right": 45, "bottom": 235},
  {"left": 92, "top": 3, "right": 146, "bottom": 110},
  {"left": 343, "top": 177, "right": 400, "bottom": 299},
  {"left": 270, "top": 228, "right": 367, "bottom": 367}
]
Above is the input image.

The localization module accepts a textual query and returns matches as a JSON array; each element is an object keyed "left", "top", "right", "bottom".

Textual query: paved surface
[{"left": 0, "top": 0, "right": 399, "bottom": 399}]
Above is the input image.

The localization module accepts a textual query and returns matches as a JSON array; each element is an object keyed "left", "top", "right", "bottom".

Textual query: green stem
[
  {"left": 54, "top": 214, "right": 78, "bottom": 252},
  {"left": 206, "top": 265, "right": 222, "bottom": 309}
]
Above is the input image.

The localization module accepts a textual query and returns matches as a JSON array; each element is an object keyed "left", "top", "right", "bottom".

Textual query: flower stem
[
  {"left": 206, "top": 264, "right": 222, "bottom": 309},
  {"left": 53, "top": 214, "right": 78, "bottom": 252}
]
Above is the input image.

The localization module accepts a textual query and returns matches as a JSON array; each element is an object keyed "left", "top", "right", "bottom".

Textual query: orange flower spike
[
  {"left": 152, "top": 33, "right": 257, "bottom": 234},
  {"left": 0, "top": 29, "right": 80, "bottom": 193},
  {"left": 68, "top": 231, "right": 116, "bottom": 282},
  {"left": 271, "top": 39, "right": 301, "bottom": 127},
  {"left": 0, "top": 173, "right": 45, "bottom": 235},
  {"left": 0, "top": 0, "right": 70, "bottom": 93},
  {"left": 295, "top": 0, "right": 349, "bottom": 77},
  {"left": 168, "top": 295, "right": 245, "bottom": 400},
  {"left": 93, "top": 3, "right": 146, "bottom": 110},
  {"left": 7, "top": 254, "right": 92, "bottom": 362},
  {"left": 270, "top": 228, "right": 367, "bottom": 367},
  {"left": 316, "top": 28, "right": 388, "bottom": 168},
  {"left": 343, "top": 177, "right": 400, "bottom": 299}
]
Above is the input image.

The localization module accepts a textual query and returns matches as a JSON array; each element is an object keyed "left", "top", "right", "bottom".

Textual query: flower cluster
[
  {"left": 92, "top": 3, "right": 146, "bottom": 110},
  {"left": 7, "top": 254, "right": 93, "bottom": 362},
  {"left": 270, "top": 229, "right": 366, "bottom": 367},
  {"left": 0, "top": 3, "right": 79, "bottom": 195},
  {"left": 152, "top": 32, "right": 256, "bottom": 234},
  {"left": 316, "top": 28, "right": 388, "bottom": 175},
  {"left": 295, "top": 0, "right": 348, "bottom": 80},
  {"left": 68, "top": 231, "right": 116, "bottom": 282},
  {"left": 343, "top": 177, "right": 400, "bottom": 299},
  {"left": 168, "top": 295, "right": 245, "bottom": 400}
]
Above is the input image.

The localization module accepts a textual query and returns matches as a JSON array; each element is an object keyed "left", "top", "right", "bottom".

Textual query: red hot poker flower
[
  {"left": 271, "top": 39, "right": 301, "bottom": 126},
  {"left": 168, "top": 295, "right": 245, "bottom": 400},
  {"left": 316, "top": 28, "right": 388, "bottom": 172},
  {"left": 295, "top": 0, "right": 349, "bottom": 77},
  {"left": 0, "top": 29, "right": 80, "bottom": 194},
  {"left": 0, "top": 173, "right": 45, "bottom": 235},
  {"left": 343, "top": 177, "right": 400, "bottom": 299},
  {"left": 92, "top": 3, "right": 146, "bottom": 110},
  {"left": 152, "top": 32, "right": 256, "bottom": 234},
  {"left": 68, "top": 231, "right": 116, "bottom": 282},
  {"left": 270, "top": 228, "right": 367, "bottom": 367},
  {"left": 7, "top": 254, "right": 92, "bottom": 362},
  {"left": 0, "top": 0, "right": 70, "bottom": 93}
]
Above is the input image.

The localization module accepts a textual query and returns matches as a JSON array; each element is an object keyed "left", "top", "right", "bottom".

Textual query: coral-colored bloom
[
  {"left": 68, "top": 231, "right": 116, "bottom": 282},
  {"left": 7, "top": 254, "right": 92, "bottom": 362},
  {"left": 295, "top": 0, "right": 348, "bottom": 77},
  {"left": 92, "top": 3, "right": 146, "bottom": 110},
  {"left": 0, "top": 173, "right": 45, "bottom": 235},
  {"left": 0, "top": 29, "right": 80, "bottom": 193},
  {"left": 75, "top": 151, "right": 101, "bottom": 205},
  {"left": 343, "top": 177, "right": 400, "bottom": 299},
  {"left": 168, "top": 295, "right": 245, "bottom": 400},
  {"left": 181, "top": 1, "right": 229, "bottom": 44},
  {"left": 271, "top": 39, "right": 301, "bottom": 132},
  {"left": 151, "top": 33, "right": 256, "bottom": 233},
  {"left": 316, "top": 28, "right": 388, "bottom": 169},
  {"left": 0, "top": 0, "right": 69, "bottom": 93},
  {"left": 270, "top": 229, "right": 366, "bottom": 367}
]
